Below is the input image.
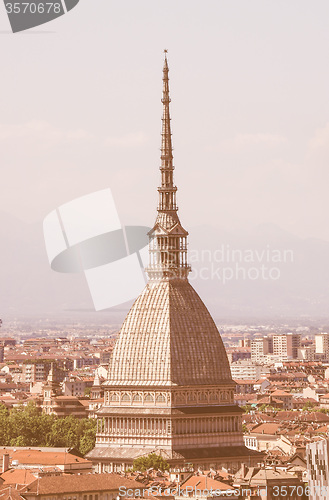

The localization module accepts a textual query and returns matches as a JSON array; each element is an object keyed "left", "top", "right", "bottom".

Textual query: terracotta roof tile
[
  {"left": 250, "top": 423, "right": 281, "bottom": 435},
  {"left": 6, "top": 451, "right": 89, "bottom": 466},
  {"left": 0, "top": 486, "right": 25, "bottom": 500},
  {"left": 181, "top": 476, "right": 231, "bottom": 491},
  {"left": 0, "top": 469, "right": 37, "bottom": 486},
  {"left": 23, "top": 473, "right": 143, "bottom": 495}
]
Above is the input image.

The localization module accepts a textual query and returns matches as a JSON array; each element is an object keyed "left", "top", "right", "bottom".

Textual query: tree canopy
[
  {"left": 0, "top": 402, "right": 96, "bottom": 455},
  {"left": 132, "top": 453, "right": 170, "bottom": 472}
]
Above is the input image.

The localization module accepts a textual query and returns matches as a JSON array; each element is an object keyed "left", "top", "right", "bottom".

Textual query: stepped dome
[{"left": 109, "top": 279, "right": 233, "bottom": 387}]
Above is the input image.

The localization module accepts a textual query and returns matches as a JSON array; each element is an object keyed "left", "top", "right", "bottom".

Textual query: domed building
[{"left": 87, "top": 53, "right": 261, "bottom": 473}]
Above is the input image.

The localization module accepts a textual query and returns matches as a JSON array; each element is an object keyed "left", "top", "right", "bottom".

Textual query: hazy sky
[{"left": 1, "top": 0, "right": 329, "bottom": 241}]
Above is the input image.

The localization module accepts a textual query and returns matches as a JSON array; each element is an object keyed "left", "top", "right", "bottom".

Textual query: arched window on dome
[
  {"left": 132, "top": 394, "right": 142, "bottom": 404},
  {"left": 187, "top": 392, "right": 196, "bottom": 402},
  {"left": 175, "top": 392, "right": 185, "bottom": 404},
  {"left": 156, "top": 394, "right": 166, "bottom": 404},
  {"left": 199, "top": 392, "right": 208, "bottom": 403},
  {"left": 209, "top": 391, "right": 218, "bottom": 402}
]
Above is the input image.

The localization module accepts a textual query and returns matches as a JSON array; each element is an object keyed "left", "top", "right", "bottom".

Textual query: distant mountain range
[
  {"left": 1, "top": 210, "right": 329, "bottom": 322},
  {"left": 188, "top": 223, "right": 329, "bottom": 321}
]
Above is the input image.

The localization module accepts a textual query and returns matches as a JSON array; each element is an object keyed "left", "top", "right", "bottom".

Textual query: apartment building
[
  {"left": 315, "top": 333, "right": 329, "bottom": 361},
  {"left": 306, "top": 438, "right": 329, "bottom": 500},
  {"left": 272, "top": 333, "right": 301, "bottom": 360},
  {"left": 230, "top": 360, "right": 263, "bottom": 380},
  {"left": 22, "top": 363, "right": 51, "bottom": 384},
  {"left": 251, "top": 337, "right": 273, "bottom": 362},
  {"left": 63, "top": 378, "right": 93, "bottom": 397}
]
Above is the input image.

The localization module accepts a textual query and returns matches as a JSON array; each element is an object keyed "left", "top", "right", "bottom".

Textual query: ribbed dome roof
[{"left": 108, "top": 279, "right": 233, "bottom": 386}]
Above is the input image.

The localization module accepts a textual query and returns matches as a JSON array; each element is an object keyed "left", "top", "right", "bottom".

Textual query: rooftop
[{"left": 22, "top": 473, "right": 143, "bottom": 495}]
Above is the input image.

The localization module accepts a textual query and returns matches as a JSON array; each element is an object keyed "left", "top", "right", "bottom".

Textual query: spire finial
[
  {"left": 160, "top": 50, "right": 173, "bottom": 170},
  {"left": 163, "top": 49, "right": 169, "bottom": 72},
  {"left": 146, "top": 54, "right": 191, "bottom": 281}
]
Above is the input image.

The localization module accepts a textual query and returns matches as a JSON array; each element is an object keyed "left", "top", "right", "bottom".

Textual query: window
[
  {"left": 199, "top": 392, "right": 207, "bottom": 402},
  {"left": 187, "top": 392, "right": 196, "bottom": 402}
]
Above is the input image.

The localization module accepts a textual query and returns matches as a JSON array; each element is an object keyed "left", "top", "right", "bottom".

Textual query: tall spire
[
  {"left": 146, "top": 51, "right": 191, "bottom": 281},
  {"left": 158, "top": 49, "right": 176, "bottom": 212}
]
